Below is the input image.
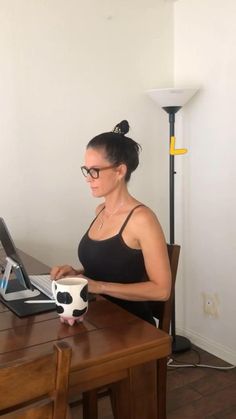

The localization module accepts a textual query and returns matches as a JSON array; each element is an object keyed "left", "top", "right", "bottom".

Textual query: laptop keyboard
[{"left": 29, "top": 275, "right": 54, "bottom": 300}]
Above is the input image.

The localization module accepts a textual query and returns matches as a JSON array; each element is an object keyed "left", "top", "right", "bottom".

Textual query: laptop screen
[{"left": 0, "top": 217, "right": 32, "bottom": 290}]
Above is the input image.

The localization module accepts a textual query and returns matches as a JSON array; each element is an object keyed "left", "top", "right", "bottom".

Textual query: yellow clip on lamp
[
  {"left": 147, "top": 87, "right": 198, "bottom": 353},
  {"left": 170, "top": 136, "right": 188, "bottom": 155}
]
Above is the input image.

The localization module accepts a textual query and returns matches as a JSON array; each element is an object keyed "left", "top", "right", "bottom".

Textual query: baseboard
[{"left": 176, "top": 325, "right": 236, "bottom": 366}]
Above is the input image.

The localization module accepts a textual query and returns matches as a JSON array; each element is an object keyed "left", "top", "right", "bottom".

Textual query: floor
[
  {"left": 70, "top": 344, "right": 236, "bottom": 419},
  {"left": 166, "top": 345, "right": 236, "bottom": 418}
]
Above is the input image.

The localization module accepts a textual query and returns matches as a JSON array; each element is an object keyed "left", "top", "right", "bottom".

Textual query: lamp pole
[
  {"left": 146, "top": 87, "right": 198, "bottom": 353},
  {"left": 163, "top": 105, "right": 191, "bottom": 353},
  {"left": 163, "top": 107, "right": 181, "bottom": 245}
]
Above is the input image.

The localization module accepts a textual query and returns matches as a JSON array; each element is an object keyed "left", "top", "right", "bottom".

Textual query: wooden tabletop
[{"left": 0, "top": 248, "right": 171, "bottom": 418}]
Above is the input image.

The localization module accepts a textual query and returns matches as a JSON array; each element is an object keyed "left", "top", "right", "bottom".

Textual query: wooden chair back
[
  {"left": 0, "top": 341, "right": 71, "bottom": 419},
  {"left": 149, "top": 244, "right": 180, "bottom": 333}
]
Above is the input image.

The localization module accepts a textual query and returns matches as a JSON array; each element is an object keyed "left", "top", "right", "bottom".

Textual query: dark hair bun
[{"left": 113, "top": 120, "right": 129, "bottom": 136}]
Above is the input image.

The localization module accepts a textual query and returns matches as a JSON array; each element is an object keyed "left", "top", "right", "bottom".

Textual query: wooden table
[{"left": 0, "top": 249, "right": 171, "bottom": 419}]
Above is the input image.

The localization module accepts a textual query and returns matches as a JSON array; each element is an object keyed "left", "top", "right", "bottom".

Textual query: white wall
[
  {"left": 174, "top": 0, "right": 236, "bottom": 363},
  {"left": 0, "top": 1, "right": 173, "bottom": 266},
  {"left": 1, "top": 0, "right": 234, "bottom": 364}
]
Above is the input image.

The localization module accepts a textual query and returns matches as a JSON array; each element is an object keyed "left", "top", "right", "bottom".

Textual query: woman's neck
[{"left": 103, "top": 189, "right": 132, "bottom": 214}]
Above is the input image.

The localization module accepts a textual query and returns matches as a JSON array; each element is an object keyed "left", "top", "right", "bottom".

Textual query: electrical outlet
[{"left": 201, "top": 292, "right": 220, "bottom": 318}]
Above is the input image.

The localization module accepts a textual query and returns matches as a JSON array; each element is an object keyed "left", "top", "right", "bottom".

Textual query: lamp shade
[{"left": 147, "top": 87, "right": 198, "bottom": 108}]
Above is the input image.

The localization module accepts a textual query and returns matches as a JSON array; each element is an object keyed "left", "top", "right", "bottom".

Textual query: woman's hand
[
  {"left": 85, "top": 278, "right": 102, "bottom": 294},
  {"left": 50, "top": 265, "right": 78, "bottom": 280}
]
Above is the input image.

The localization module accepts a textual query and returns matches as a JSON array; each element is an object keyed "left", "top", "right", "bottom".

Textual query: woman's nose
[{"left": 86, "top": 175, "right": 93, "bottom": 183}]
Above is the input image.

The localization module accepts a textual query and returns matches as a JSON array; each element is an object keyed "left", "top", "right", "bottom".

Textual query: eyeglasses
[{"left": 80, "top": 165, "right": 117, "bottom": 179}]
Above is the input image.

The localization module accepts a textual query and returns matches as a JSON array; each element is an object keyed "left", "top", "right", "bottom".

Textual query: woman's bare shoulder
[
  {"left": 131, "top": 204, "right": 166, "bottom": 245},
  {"left": 130, "top": 204, "right": 165, "bottom": 236},
  {"left": 132, "top": 204, "right": 159, "bottom": 225}
]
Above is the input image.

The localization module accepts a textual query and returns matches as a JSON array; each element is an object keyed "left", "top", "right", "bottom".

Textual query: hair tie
[
  {"left": 113, "top": 125, "right": 123, "bottom": 134},
  {"left": 113, "top": 120, "right": 129, "bottom": 136}
]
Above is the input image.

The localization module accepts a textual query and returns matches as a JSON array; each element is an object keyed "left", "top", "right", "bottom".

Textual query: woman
[{"left": 51, "top": 120, "right": 171, "bottom": 325}]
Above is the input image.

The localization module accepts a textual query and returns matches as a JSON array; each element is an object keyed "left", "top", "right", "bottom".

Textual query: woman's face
[{"left": 82, "top": 147, "right": 124, "bottom": 198}]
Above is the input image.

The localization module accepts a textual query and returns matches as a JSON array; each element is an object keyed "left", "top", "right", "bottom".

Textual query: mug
[{"left": 52, "top": 277, "right": 88, "bottom": 325}]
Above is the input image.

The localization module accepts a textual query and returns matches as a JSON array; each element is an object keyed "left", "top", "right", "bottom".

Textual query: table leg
[
  {"left": 156, "top": 357, "right": 167, "bottom": 419},
  {"left": 111, "top": 360, "right": 157, "bottom": 419},
  {"left": 83, "top": 390, "right": 98, "bottom": 419}
]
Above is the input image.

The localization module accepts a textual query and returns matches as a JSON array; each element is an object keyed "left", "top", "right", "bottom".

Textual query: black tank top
[{"left": 78, "top": 205, "right": 155, "bottom": 325}]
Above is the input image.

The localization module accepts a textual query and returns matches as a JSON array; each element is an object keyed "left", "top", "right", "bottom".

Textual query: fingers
[
  {"left": 50, "top": 265, "right": 72, "bottom": 280},
  {"left": 50, "top": 266, "right": 62, "bottom": 280}
]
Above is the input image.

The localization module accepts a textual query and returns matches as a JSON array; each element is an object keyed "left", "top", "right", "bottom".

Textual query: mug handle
[{"left": 51, "top": 280, "right": 57, "bottom": 300}]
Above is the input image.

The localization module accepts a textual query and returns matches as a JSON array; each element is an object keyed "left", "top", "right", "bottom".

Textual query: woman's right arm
[{"left": 50, "top": 265, "right": 84, "bottom": 280}]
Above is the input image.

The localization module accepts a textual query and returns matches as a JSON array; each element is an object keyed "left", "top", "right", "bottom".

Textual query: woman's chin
[{"left": 91, "top": 188, "right": 102, "bottom": 197}]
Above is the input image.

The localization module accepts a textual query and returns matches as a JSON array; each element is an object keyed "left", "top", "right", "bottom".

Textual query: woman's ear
[{"left": 116, "top": 164, "right": 127, "bottom": 180}]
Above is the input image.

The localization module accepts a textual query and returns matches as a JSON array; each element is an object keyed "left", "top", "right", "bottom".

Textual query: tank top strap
[
  {"left": 87, "top": 206, "right": 105, "bottom": 232},
  {"left": 119, "top": 204, "right": 145, "bottom": 235}
]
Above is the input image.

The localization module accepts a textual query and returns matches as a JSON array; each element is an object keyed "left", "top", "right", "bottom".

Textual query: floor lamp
[{"left": 147, "top": 87, "right": 198, "bottom": 353}]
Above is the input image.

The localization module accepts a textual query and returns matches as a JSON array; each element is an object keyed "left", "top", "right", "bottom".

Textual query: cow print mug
[{"left": 52, "top": 277, "right": 88, "bottom": 326}]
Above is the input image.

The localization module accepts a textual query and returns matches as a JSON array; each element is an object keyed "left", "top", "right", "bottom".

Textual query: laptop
[{"left": 0, "top": 217, "right": 56, "bottom": 317}]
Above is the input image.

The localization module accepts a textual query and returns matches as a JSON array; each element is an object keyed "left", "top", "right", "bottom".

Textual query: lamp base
[{"left": 172, "top": 335, "right": 191, "bottom": 353}]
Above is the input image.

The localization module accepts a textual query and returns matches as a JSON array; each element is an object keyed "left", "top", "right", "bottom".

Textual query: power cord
[
  {"left": 167, "top": 347, "right": 235, "bottom": 371},
  {"left": 168, "top": 358, "right": 235, "bottom": 370}
]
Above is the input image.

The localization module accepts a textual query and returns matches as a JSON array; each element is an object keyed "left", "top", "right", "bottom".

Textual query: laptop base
[{"left": 0, "top": 278, "right": 56, "bottom": 318}]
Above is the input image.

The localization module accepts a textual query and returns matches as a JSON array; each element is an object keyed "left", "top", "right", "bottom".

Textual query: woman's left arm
[{"left": 86, "top": 208, "right": 171, "bottom": 301}]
